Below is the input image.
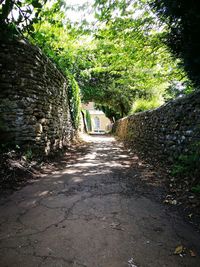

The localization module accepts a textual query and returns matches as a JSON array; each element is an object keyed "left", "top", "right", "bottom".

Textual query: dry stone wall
[
  {"left": 0, "top": 37, "right": 75, "bottom": 154},
  {"left": 113, "top": 91, "right": 200, "bottom": 162}
]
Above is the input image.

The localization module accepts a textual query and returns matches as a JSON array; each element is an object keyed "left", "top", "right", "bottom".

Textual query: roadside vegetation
[{"left": 1, "top": 0, "right": 195, "bottom": 121}]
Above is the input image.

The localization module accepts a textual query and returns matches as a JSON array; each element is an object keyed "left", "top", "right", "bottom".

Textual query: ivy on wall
[
  {"left": 85, "top": 110, "right": 92, "bottom": 132},
  {"left": 66, "top": 71, "right": 81, "bottom": 130}
]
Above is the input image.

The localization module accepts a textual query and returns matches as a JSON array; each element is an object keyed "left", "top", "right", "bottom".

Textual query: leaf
[
  {"left": 31, "top": 0, "right": 42, "bottom": 9},
  {"left": 189, "top": 249, "right": 197, "bottom": 257},
  {"left": 174, "top": 245, "right": 184, "bottom": 255}
]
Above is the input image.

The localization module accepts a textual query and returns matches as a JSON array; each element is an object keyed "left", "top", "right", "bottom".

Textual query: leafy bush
[
  {"left": 130, "top": 97, "right": 163, "bottom": 114},
  {"left": 66, "top": 72, "right": 81, "bottom": 130}
]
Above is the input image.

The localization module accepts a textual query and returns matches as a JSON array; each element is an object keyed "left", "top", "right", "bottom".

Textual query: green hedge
[{"left": 66, "top": 72, "right": 81, "bottom": 130}]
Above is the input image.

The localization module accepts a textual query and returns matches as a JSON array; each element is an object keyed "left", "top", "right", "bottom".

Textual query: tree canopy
[
  {"left": 0, "top": 0, "right": 47, "bottom": 34},
  {"left": 79, "top": 0, "right": 188, "bottom": 117},
  {"left": 150, "top": 0, "right": 200, "bottom": 88},
  {"left": 0, "top": 0, "right": 196, "bottom": 119}
]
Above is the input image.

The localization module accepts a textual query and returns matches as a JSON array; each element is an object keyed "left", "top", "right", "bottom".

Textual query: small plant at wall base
[
  {"left": 23, "top": 148, "right": 33, "bottom": 161},
  {"left": 192, "top": 185, "right": 200, "bottom": 194},
  {"left": 167, "top": 141, "right": 200, "bottom": 217},
  {"left": 171, "top": 142, "right": 200, "bottom": 191}
]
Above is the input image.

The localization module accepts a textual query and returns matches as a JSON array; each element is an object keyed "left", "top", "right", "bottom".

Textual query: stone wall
[
  {"left": 113, "top": 91, "right": 200, "bottom": 162},
  {"left": 0, "top": 37, "right": 75, "bottom": 154}
]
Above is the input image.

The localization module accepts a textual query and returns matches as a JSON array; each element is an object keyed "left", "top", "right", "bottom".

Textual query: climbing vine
[
  {"left": 66, "top": 71, "right": 81, "bottom": 130},
  {"left": 85, "top": 110, "right": 92, "bottom": 132}
]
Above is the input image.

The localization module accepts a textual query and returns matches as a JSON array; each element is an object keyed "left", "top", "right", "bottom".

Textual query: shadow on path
[{"left": 0, "top": 134, "right": 199, "bottom": 267}]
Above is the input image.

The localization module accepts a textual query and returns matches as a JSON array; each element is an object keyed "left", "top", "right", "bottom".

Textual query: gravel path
[{"left": 0, "top": 134, "right": 199, "bottom": 267}]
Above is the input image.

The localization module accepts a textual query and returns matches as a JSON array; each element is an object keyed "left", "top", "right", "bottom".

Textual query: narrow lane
[{"left": 0, "top": 135, "right": 199, "bottom": 267}]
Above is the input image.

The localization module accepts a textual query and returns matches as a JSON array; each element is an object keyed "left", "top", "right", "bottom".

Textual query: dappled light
[{"left": 0, "top": 135, "right": 200, "bottom": 266}]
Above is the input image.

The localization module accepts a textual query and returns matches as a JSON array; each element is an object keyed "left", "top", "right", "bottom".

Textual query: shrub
[{"left": 130, "top": 97, "right": 163, "bottom": 114}]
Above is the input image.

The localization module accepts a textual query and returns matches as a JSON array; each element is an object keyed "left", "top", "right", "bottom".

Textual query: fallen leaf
[
  {"left": 174, "top": 245, "right": 185, "bottom": 255},
  {"left": 189, "top": 249, "right": 196, "bottom": 257}
]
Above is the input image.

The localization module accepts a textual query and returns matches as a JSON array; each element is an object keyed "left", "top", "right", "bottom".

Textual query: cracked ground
[{"left": 0, "top": 134, "right": 200, "bottom": 267}]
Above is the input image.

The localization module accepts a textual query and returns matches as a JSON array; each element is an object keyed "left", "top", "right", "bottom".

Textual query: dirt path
[{"left": 0, "top": 135, "right": 200, "bottom": 267}]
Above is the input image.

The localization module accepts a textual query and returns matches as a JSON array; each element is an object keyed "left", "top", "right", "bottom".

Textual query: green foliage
[
  {"left": 172, "top": 153, "right": 200, "bottom": 177},
  {"left": 24, "top": 148, "right": 33, "bottom": 161},
  {"left": 172, "top": 142, "right": 200, "bottom": 188},
  {"left": 150, "top": 0, "right": 200, "bottom": 88},
  {"left": 85, "top": 110, "right": 92, "bottom": 132},
  {"left": 29, "top": 2, "right": 95, "bottom": 77},
  {"left": 191, "top": 185, "right": 200, "bottom": 194},
  {"left": 0, "top": 0, "right": 47, "bottom": 35},
  {"left": 66, "top": 72, "right": 81, "bottom": 130},
  {"left": 0, "top": 0, "right": 82, "bottom": 131},
  {"left": 130, "top": 97, "right": 163, "bottom": 114},
  {"left": 164, "top": 81, "right": 194, "bottom": 100},
  {"left": 95, "top": 104, "right": 121, "bottom": 122},
  {"left": 27, "top": 2, "right": 83, "bottom": 130},
  {"left": 80, "top": 0, "right": 188, "bottom": 117},
  {"left": 1, "top": 0, "right": 194, "bottom": 122}
]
